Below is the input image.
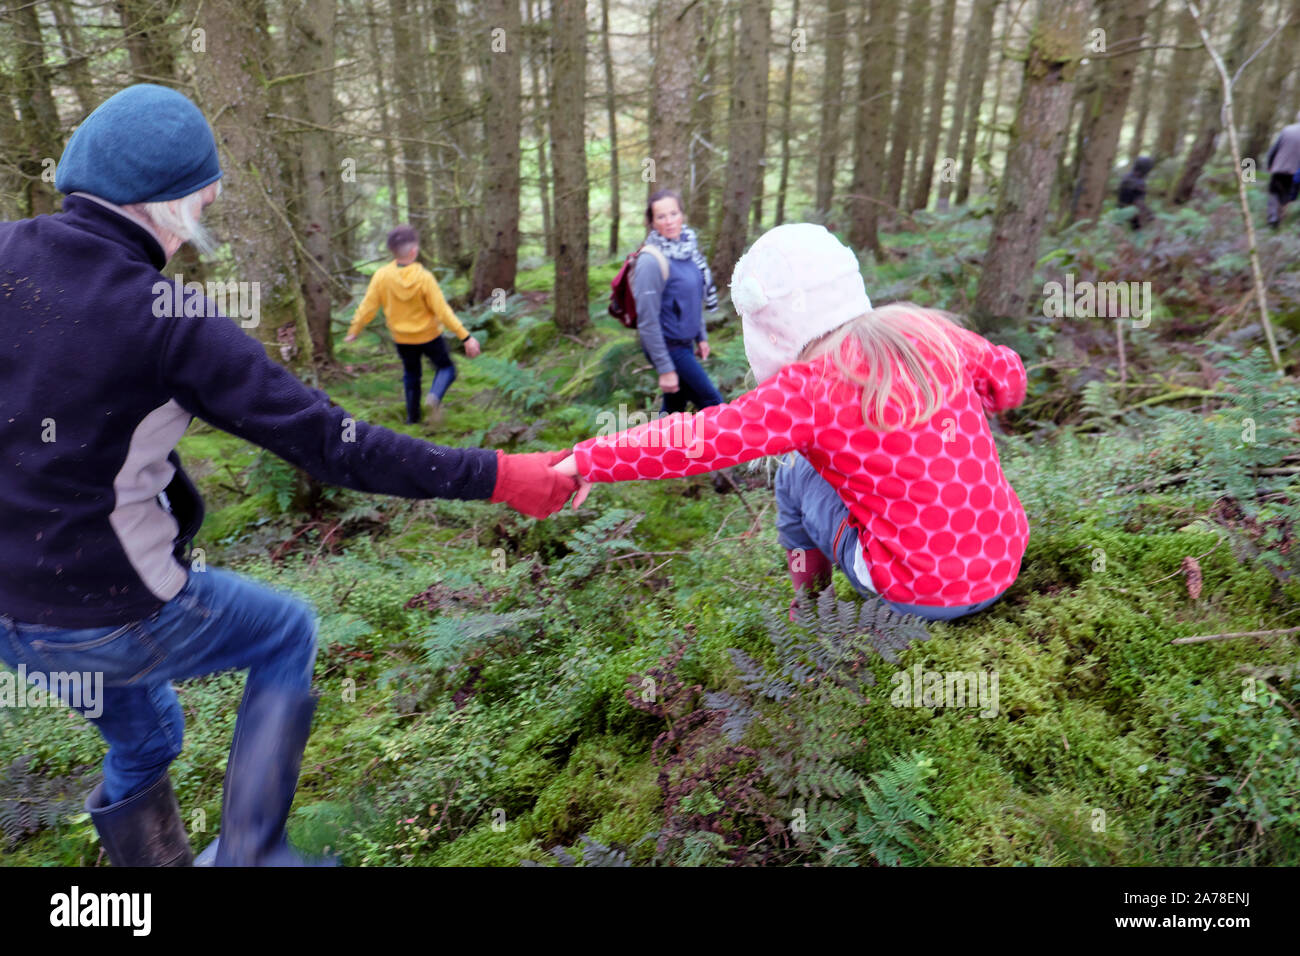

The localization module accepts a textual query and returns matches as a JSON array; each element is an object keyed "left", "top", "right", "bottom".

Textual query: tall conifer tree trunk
[
  {"left": 193, "top": 0, "right": 316, "bottom": 376},
  {"left": 1170, "top": 1, "right": 1254, "bottom": 204},
  {"left": 910, "top": 0, "right": 957, "bottom": 211},
  {"left": 711, "top": 0, "right": 770, "bottom": 285},
  {"left": 651, "top": 0, "right": 694, "bottom": 194},
  {"left": 937, "top": 0, "right": 987, "bottom": 210},
  {"left": 432, "top": 0, "right": 471, "bottom": 272},
  {"left": 884, "top": 0, "right": 929, "bottom": 212},
  {"left": 550, "top": 0, "right": 589, "bottom": 334},
  {"left": 847, "top": 0, "right": 897, "bottom": 256},
  {"left": 285, "top": 0, "right": 337, "bottom": 364},
  {"left": 1154, "top": 3, "right": 1206, "bottom": 159},
  {"left": 1126, "top": 0, "right": 1165, "bottom": 160},
  {"left": 774, "top": 0, "right": 801, "bottom": 225},
  {"left": 390, "top": 0, "right": 430, "bottom": 236},
  {"left": 814, "top": 0, "right": 848, "bottom": 218},
  {"left": 955, "top": 0, "right": 998, "bottom": 205},
  {"left": 973, "top": 0, "right": 1090, "bottom": 331},
  {"left": 601, "top": 0, "right": 620, "bottom": 256},
  {"left": 8, "top": 0, "right": 61, "bottom": 216},
  {"left": 472, "top": 0, "right": 522, "bottom": 301},
  {"left": 1070, "top": 0, "right": 1148, "bottom": 223}
]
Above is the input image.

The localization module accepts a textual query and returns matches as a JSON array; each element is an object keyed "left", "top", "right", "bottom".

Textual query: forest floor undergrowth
[{"left": 4, "top": 196, "right": 1300, "bottom": 866}]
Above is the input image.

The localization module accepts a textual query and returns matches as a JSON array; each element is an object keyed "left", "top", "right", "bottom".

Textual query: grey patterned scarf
[{"left": 644, "top": 225, "right": 719, "bottom": 312}]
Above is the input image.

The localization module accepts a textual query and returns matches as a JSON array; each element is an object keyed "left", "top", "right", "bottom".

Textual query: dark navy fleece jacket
[{"left": 0, "top": 195, "right": 497, "bottom": 627}]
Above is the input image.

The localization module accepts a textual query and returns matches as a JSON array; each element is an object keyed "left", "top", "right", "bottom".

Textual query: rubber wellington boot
[
  {"left": 211, "top": 688, "right": 331, "bottom": 866},
  {"left": 787, "top": 547, "right": 833, "bottom": 621},
  {"left": 403, "top": 382, "right": 422, "bottom": 424},
  {"left": 86, "top": 771, "right": 194, "bottom": 867}
]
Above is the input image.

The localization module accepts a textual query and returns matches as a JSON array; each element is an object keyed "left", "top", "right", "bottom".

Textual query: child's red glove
[{"left": 490, "top": 449, "right": 578, "bottom": 519}]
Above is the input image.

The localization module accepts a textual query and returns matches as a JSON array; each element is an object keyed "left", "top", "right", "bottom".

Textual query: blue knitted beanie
[{"left": 56, "top": 84, "right": 222, "bottom": 205}]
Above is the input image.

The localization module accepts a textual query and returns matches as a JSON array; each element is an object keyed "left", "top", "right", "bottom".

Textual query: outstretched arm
[
  {"left": 570, "top": 362, "right": 820, "bottom": 487},
  {"left": 344, "top": 272, "right": 383, "bottom": 343}
]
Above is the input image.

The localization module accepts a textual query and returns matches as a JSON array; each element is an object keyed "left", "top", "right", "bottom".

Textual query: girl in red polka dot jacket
[{"left": 556, "top": 223, "right": 1029, "bottom": 622}]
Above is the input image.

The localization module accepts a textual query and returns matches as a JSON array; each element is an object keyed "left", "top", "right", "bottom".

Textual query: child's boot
[
  {"left": 786, "top": 547, "right": 832, "bottom": 621},
  {"left": 403, "top": 382, "right": 422, "bottom": 424}
]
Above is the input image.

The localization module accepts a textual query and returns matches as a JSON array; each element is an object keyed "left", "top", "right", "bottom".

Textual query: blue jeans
[
  {"left": 774, "top": 453, "right": 1002, "bottom": 622},
  {"left": 397, "top": 336, "right": 457, "bottom": 402},
  {"left": 657, "top": 341, "right": 725, "bottom": 415},
  {"left": 0, "top": 567, "right": 317, "bottom": 805}
]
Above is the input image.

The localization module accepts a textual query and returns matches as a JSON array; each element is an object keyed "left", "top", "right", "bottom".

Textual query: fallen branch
[{"left": 1172, "top": 626, "right": 1300, "bottom": 645}]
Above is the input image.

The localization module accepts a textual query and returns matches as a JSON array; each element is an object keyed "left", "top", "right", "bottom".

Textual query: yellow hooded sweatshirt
[{"left": 346, "top": 262, "right": 470, "bottom": 345}]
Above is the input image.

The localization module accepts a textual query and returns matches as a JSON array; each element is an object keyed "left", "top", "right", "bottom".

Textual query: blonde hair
[{"left": 798, "top": 303, "right": 966, "bottom": 430}]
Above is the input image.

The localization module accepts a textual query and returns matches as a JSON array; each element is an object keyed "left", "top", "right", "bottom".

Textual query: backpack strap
[{"left": 639, "top": 243, "right": 670, "bottom": 282}]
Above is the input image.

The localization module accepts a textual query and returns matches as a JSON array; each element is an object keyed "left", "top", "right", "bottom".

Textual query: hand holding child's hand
[
  {"left": 490, "top": 450, "right": 578, "bottom": 519},
  {"left": 554, "top": 453, "right": 591, "bottom": 510}
]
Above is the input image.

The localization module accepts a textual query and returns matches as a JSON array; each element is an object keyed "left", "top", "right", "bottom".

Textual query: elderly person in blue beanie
[{"left": 0, "top": 84, "right": 577, "bottom": 867}]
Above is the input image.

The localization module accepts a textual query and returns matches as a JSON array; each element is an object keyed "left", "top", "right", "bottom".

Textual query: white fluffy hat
[{"left": 730, "top": 223, "right": 872, "bottom": 384}]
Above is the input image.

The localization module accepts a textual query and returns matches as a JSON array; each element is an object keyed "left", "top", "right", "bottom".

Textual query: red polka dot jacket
[{"left": 572, "top": 326, "right": 1030, "bottom": 607}]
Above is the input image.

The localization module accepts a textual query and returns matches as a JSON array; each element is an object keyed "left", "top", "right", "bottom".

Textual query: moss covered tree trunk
[{"left": 973, "top": 0, "right": 1091, "bottom": 332}]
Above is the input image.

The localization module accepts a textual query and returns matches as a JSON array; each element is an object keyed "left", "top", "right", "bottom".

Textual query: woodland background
[{"left": 1, "top": 0, "right": 1299, "bottom": 866}]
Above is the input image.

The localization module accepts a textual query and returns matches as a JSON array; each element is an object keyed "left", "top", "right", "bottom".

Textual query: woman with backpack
[{"left": 631, "top": 189, "right": 726, "bottom": 414}]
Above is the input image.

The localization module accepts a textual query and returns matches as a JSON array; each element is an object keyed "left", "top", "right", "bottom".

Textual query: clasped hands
[{"left": 490, "top": 449, "right": 590, "bottom": 519}]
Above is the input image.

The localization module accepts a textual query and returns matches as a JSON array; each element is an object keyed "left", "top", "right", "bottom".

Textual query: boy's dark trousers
[
  {"left": 1267, "top": 172, "right": 1299, "bottom": 227},
  {"left": 397, "top": 336, "right": 457, "bottom": 423}
]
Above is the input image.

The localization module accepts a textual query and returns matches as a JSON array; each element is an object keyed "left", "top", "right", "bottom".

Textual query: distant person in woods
[
  {"left": 345, "top": 225, "right": 481, "bottom": 426},
  {"left": 1117, "top": 156, "right": 1155, "bottom": 230},
  {"left": 0, "top": 84, "right": 576, "bottom": 867},
  {"left": 634, "top": 189, "right": 726, "bottom": 415},
  {"left": 1266, "top": 111, "right": 1300, "bottom": 229},
  {"left": 557, "top": 224, "right": 1030, "bottom": 622}
]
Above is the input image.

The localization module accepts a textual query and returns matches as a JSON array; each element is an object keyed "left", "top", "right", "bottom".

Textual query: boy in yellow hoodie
[{"left": 345, "top": 225, "right": 482, "bottom": 424}]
